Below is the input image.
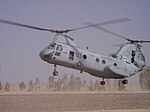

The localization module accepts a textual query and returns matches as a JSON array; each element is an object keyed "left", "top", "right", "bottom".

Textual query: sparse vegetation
[
  {"left": 94, "top": 80, "right": 100, "bottom": 91},
  {"left": 19, "top": 82, "right": 26, "bottom": 91},
  {"left": 4, "top": 82, "right": 10, "bottom": 92},
  {"left": 118, "top": 79, "right": 126, "bottom": 91},
  {"left": 139, "top": 66, "right": 150, "bottom": 90},
  {"left": 88, "top": 80, "right": 94, "bottom": 91},
  {"left": 1, "top": 72, "right": 148, "bottom": 93},
  {"left": 0, "top": 81, "right": 3, "bottom": 92},
  {"left": 28, "top": 80, "right": 34, "bottom": 91},
  {"left": 69, "top": 74, "right": 76, "bottom": 91},
  {"left": 48, "top": 75, "right": 55, "bottom": 90},
  {"left": 34, "top": 78, "right": 40, "bottom": 91}
]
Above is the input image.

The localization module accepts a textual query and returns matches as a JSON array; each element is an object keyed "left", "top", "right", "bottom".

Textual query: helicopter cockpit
[
  {"left": 46, "top": 43, "right": 56, "bottom": 50},
  {"left": 39, "top": 43, "right": 56, "bottom": 61}
]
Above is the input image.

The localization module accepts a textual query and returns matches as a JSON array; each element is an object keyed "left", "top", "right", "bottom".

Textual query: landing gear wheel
[
  {"left": 100, "top": 81, "right": 105, "bottom": 85},
  {"left": 53, "top": 70, "right": 58, "bottom": 76},
  {"left": 53, "top": 64, "right": 58, "bottom": 76},
  {"left": 122, "top": 80, "right": 128, "bottom": 84}
]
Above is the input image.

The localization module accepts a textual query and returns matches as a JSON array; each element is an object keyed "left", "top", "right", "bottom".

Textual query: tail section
[{"left": 116, "top": 43, "right": 146, "bottom": 70}]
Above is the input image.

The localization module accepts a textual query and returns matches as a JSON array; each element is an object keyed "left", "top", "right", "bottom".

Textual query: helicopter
[{"left": 0, "top": 18, "right": 150, "bottom": 85}]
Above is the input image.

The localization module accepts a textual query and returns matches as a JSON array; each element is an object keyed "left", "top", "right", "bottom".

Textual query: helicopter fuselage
[
  {"left": 40, "top": 42, "right": 139, "bottom": 79},
  {"left": 0, "top": 18, "right": 149, "bottom": 85}
]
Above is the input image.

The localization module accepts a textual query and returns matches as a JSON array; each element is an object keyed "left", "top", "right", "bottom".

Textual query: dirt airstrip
[{"left": 0, "top": 92, "right": 150, "bottom": 112}]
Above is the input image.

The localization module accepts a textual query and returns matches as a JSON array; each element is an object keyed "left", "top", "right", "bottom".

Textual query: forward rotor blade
[
  {"left": 67, "top": 18, "right": 131, "bottom": 32},
  {"left": 0, "top": 18, "right": 130, "bottom": 34},
  {"left": 0, "top": 19, "right": 55, "bottom": 33}
]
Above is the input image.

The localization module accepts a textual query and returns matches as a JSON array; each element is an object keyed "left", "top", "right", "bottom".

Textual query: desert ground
[
  {"left": 0, "top": 82, "right": 150, "bottom": 112},
  {"left": 0, "top": 92, "right": 150, "bottom": 112}
]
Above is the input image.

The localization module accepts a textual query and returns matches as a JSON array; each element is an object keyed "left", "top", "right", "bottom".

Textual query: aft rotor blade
[
  {"left": 89, "top": 23, "right": 150, "bottom": 44},
  {"left": 94, "top": 25, "right": 131, "bottom": 41},
  {"left": 0, "top": 19, "right": 55, "bottom": 33},
  {"left": 139, "top": 40, "right": 150, "bottom": 43},
  {"left": 67, "top": 18, "right": 131, "bottom": 32}
]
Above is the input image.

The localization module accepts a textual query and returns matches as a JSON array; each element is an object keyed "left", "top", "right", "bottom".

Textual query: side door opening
[{"left": 69, "top": 51, "right": 74, "bottom": 60}]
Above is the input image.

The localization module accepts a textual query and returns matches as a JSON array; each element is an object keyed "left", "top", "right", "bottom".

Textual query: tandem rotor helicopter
[{"left": 0, "top": 18, "right": 150, "bottom": 85}]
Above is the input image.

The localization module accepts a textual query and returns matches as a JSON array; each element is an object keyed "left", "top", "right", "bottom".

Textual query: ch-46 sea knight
[{"left": 0, "top": 18, "right": 149, "bottom": 85}]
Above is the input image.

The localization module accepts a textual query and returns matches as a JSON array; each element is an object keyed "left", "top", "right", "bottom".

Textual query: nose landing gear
[
  {"left": 100, "top": 81, "right": 105, "bottom": 85},
  {"left": 53, "top": 64, "right": 58, "bottom": 76}
]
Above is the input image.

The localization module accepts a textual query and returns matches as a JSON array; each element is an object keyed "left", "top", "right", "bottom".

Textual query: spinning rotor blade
[
  {"left": 142, "top": 40, "right": 150, "bottom": 43},
  {"left": 132, "top": 40, "right": 150, "bottom": 43},
  {"left": 97, "top": 27, "right": 150, "bottom": 44},
  {"left": 86, "top": 22, "right": 150, "bottom": 44},
  {"left": 0, "top": 19, "right": 57, "bottom": 33},
  {"left": 93, "top": 25, "right": 131, "bottom": 41},
  {"left": 1, "top": 18, "right": 149, "bottom": 44},
  {"left": 0, "top": 18, "right": 130, "bottom": 34},
  {"left": 67, "top": 18, "right": 131, "bottom": 32}
]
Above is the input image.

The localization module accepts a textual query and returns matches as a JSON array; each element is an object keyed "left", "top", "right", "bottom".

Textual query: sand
[{"left": 0, "top": 92, "right": 150, "bottom": 112}]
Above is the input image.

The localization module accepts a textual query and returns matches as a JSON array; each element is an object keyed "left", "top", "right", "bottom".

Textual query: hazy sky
[{"left": 0, "top": 0, "right": 150, "bottom": 84}]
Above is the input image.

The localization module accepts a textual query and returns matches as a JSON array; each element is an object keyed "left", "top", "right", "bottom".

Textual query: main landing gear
[
  {"left": 53, "top": 64, "right": 58, "bottom": 76},
  {"left": 99, "top": 78, "right": 128, "bottom": 85},
  {"left": 122, "top": 79, "right": 128, "bottom": 84},
  {"left": 100, "top": 78, "right": 105, "bottom": 85}
]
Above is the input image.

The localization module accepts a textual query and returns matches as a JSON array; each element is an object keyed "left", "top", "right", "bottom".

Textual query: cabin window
[
  {"left": 55, "top": 52, "right": 61, "bottom": 56},
  {"left": 55, "top": 45, "right": 63, "bottom": 56},
  {"left": 102, "top": 60, "right": 106, "bottom": 64},
  {"left": 96, "top": 58, "right": 99, "bottom": 63},
  {"left": 114, "top": 63, "right": 117, "bottom": 66},
  {"left": 76, "top": 52, "right": 82, "bottom": 58},
  {"left": 83, "top": 54, "right": 87, "bottom": 59},
  {"left": 69, "top": 51, "right": 74, "bottom": 60}
]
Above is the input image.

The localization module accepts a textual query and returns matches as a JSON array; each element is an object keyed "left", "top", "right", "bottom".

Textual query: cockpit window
[
  {"left": 47, "top": 43, "right": 56, "bottom": 49},
  {"left": 56, "top": 45, "right": 63, "bottom": 51}
]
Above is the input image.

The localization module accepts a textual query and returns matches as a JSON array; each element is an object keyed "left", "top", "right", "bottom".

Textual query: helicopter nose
[
  {"left": 39, "top": 50, "right": 53, "bottom": 61},
  {"left": 39, "top": 50, "right": 49, "bottom": 60},
  {"left": 39, "top": 50, "right": 44, "bottom": 57},
  {"left": 39, "top": 50, "right": 44, "bottom": 59}
]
